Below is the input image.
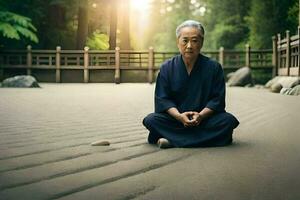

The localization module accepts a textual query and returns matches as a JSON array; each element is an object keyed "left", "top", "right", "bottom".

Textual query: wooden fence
[
  {"left": 0, "top": 45, "right": 272, "bottom": 83},
  {"left": 273, "top": 27, "right": 300, "bottom": 76}
]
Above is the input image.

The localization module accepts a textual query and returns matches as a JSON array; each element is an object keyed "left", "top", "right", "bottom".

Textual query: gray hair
[{"left": 175, "top": 20, "right": 205, "bottom": 38}]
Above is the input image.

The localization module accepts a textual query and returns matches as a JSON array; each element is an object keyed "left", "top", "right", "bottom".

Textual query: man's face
[{"left": 177, "top": 27, "right": 203, "bottom": 61}]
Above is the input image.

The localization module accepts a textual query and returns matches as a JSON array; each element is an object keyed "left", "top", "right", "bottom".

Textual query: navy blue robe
[{"left": 143, "top": 54, "right": 239, "bottom": 147}]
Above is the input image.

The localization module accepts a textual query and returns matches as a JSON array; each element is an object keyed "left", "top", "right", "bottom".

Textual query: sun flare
[{"left": 130, "top": 0, "right": 150, "bottom": 12}]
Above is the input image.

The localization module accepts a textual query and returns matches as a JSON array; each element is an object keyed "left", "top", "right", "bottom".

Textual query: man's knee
[
  {"left": 209, "top": 112, "right": 239, "bottom": 129},
  {"left": 142, "top": 113, "right": 156, "bottom": 128},
  {"left": 221, "top": 112, "right": 239, "bottom": 129}
]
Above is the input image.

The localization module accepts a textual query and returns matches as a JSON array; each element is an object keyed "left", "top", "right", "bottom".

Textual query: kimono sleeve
[
  {"left": 154, "top": 71, "right": 177, "bottom": 113},
  {"left": 206, "top": 64, "right": 226, "bottom": 112}
]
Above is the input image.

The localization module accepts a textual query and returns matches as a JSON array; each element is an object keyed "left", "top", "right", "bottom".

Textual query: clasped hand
[{"left": 179, "top": 111, "right": 203, "bottom": 127}]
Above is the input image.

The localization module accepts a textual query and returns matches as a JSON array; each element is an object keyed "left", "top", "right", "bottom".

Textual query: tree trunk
[
  {"left": 76, "top": 3, "right": 89, "bottom": 50},
  {"left": 109, "top": 0, "right": 118, "bottom": 50},
  {"left": 48, "top": 4, "right": 65, "bottom": 28},
  {"left": 120, "top": 0, "right": 130, "bottom": 50}
]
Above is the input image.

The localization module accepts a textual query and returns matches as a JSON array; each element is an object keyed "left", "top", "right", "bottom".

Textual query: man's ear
[{"left": 200, "top": 37, "right": 204, "bottom": 48}]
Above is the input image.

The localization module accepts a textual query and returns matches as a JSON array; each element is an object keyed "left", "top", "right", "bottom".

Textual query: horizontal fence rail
[
  {"left": 273, "top": 27, "right": 300, "bottom": 77},
  {"left": 0, "top": 45, "right": 273, "bottom": 83}
]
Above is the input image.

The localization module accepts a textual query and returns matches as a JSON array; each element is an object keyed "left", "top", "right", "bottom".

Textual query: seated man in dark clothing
[{"left": 143, "top": 20, "right": 239, "bottom": 148}]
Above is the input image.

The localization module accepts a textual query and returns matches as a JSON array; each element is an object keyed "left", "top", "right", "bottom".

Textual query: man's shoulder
[
  {"left": 200, "top": 54, "right": 221, "bottom": 68},
  {"left": 200, "top": 54, "right": 221, "bottom": 66},
  {"left": 160, "top": 54, "right": 181, "bottom": 72}
]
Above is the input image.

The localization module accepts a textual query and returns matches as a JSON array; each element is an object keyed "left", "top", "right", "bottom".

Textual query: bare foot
[
  {"left": 157, "top": 138, "right": 172, "bottom": 149},
  {"left": 91, "top": 140, "right": 110, "bottom": 146}
]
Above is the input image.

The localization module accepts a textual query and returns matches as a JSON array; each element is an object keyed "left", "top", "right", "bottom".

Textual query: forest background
[{"left": 0, "top": 0, "right": 298, "bottom": 51}]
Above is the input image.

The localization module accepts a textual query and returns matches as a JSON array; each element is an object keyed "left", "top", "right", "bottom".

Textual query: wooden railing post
[
  {"left": 277, "top": 33, "right": 281, "bottom": 72},
  {"left": 219, "top": 46, "right": 224, "bottom": 66},
  {"left": 286, "top": 30, "right": 291, "bottom": 76},
  {"left": 115, "top": 47, "right": 120, "bottom": 84},
  {"left": 0, "top": 61, "right": 3, "bottom": 81},
  {"left": 298, "top": 26, "right": 300, "bottom": 76},
  {"left": 55, "top": 46, "right": 61, "bottom": 83},
  {"left": 148, "top": 47, "right": 154, "bottom": 83},
  {"left": 84, "top": 46, "right": 89, "bottom": 83},
  {"left": 245, "top": 44, "right": 250, "bottom": 68},
  {"left": 27, "top": 45, "right": 32, "bottom": 75},
  {"left": 272, "top": 36, "right": 278, "bottom": 77}
]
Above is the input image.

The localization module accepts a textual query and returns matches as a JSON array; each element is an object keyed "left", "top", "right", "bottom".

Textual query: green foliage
[
  {"left": 248, "top": 0, "right": 297, "bottom": 49},
  {"left": 0, "top": 0, "right": 80, "bottom": 49},
  {"left": 152, "top": 32, "right": 176, "bottom": 51},
  {"left": 49, "top": 0, "right": 76, "bottom": 7},
  {"left": 247, "top": 0, "right": 274, "bottom": 48},
  {"left": 86, "top": 31, "right": 109, "bottom": 50},
  {"left": 0, "top": 11, "right": 38, "bottom": 43},
  {"left": 203, "top": 0, "right": 250, "bottom": 50},
  {"left": 145, "top": 0, "right": 195, "bottom": 51},
  {"left": 147, "top": 0, "right": 298, "bottom": 50},
  {"left": 43, "top": 25, "right": 76, "bottom": 49},
  {"left": 0, "top": 0, "right": 299, "bottom": 51},
  {"left": 209, "top": 22, "right": 247, "bottom": 49},
  {"left": 287, "top": 0, "right": 299, "bottom": 30}
]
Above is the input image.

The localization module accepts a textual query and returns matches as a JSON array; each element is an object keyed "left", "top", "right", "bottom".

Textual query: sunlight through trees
[{"left": 0, "top": 0, "right": 298, "bottom": 50}]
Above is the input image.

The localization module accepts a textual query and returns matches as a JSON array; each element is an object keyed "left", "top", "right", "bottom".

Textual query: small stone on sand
[{"left": 91, "top": 140, "right": 110, "bottom": 146}]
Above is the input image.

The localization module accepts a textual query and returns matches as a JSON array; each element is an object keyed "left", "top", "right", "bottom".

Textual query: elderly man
[{"left": 143, "top": 20, "right": 239, "bottom": 148}]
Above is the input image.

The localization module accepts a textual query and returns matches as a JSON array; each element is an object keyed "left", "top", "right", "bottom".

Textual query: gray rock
[
  {"left": 91, "top": 140, "right": 110, "bottom": 146},
  {"left": 289, "top": 85, "right": 300, "bottom": 95},
  {"left": 226, "top": 72, "right": 235, "bottom": 80},
  {"left": 254, "top": 84, "right": 265, "bottom": 89},
  {"left": 265, "top": 76, "right": 300, "bottom": 88},
  {"left": 265, "top": 77, "right": 280, "bottom": 88},
  {"left": 227, "top": 67, "right": 253, "bottom": 87},
  {"left": 1, "top": 75, "right": 40, "bottom": 88},
  {"left": 280, "top": 87, "right": 292, "bottom": 95},
  {"left": 280, "top": 77, "right": 300, "bottom": 88},
  {"left": 281, "top": 85, "right": 300, "bottom": 96},
  {"left": 270, "top": 82, "right": 282, "bottom": 93}
]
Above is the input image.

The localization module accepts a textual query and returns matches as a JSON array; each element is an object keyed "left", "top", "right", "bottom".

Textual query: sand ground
[{"left": 0, "top": 84, "right": 300, "bottom": 200}]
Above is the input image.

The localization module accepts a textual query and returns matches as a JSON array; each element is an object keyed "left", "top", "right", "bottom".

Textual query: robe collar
[{"left": 179, "top": 54, "right": 202, "bottom": 77}]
